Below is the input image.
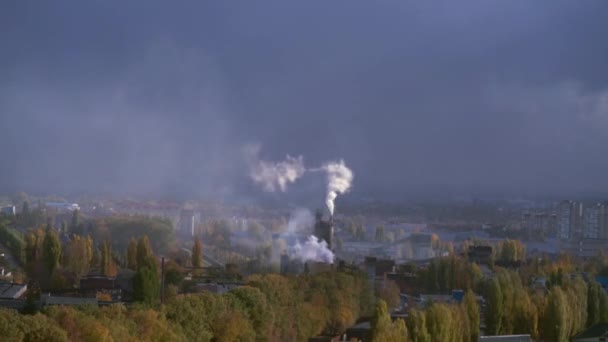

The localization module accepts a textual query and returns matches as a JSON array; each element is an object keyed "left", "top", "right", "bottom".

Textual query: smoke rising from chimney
[
  {"left": 322, "top": 160, "right": 353, "bottom": 216},
  {"left": 291, "top": 235, "right": 334, "bottom": 263},
  {"left": 246, "top": 145, "right": 354, "bottom": 216},
  {"left": 245, "top": 144, "right": 306, "bottom": 192}
]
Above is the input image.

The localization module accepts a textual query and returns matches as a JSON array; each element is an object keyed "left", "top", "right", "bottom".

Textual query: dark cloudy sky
[{"left": 1, "top": 1, "right": 607, "bottom": 200}]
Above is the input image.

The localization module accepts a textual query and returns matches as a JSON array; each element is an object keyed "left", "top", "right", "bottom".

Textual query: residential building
[
  {"left": 0, "top": 282, "right": 27, "bottom": 299},
  {"left": 584, "top": 204, "right": 602, "bottom": 239},
  {"left": 521, "top": 210, "right": 556, "bottom": 234},
  {"left": 560, "top": 238, "right": 608, "bottom": 258},
  {"left": 41, "top": 294, "right": 98, "bottom": 307},
  {"left": 1, "top": 206, "right": 16, "bottom": 216},
  {"left": 45, "top": 202, "right": 80, "bottom": 212},
  {"left": 557, "top": 200, "right": 583, "bottom": 240}
]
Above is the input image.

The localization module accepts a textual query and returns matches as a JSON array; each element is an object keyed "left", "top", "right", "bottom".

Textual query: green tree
[
  {"left": 485, "top": 278, "right": 503, "bottom": 335},
  {"left": 226, "top": 286, "right": 273, "bottom": 340},
  {"left": 371, "top": 300, "right": 407, "bottom": 341},
  {"left": 192, "top": 237, "right": 202, "bottom": 268},
  {"left": 542, "top": 286, "right": 568, "bottom": 342},
  {"left": 425, "top": 303, "right": 454, "bottom": 342},
  {"left": 42, "top": 229, "right": 61, "bottom": 275},
  {"left": 463, "top": 290, "right": 480, "bottom": 342},
  {"left": 133, "top": 266, "right": 159, "bottom": 304},
  {"left": 587, "top": 281, "right": 603, "bottom": 327},
  {"left": 407, "top": 309, "right": 431, "bottom": 342},
  {"left": 136, "top": 235, "right": 155, "bottom": 271}
]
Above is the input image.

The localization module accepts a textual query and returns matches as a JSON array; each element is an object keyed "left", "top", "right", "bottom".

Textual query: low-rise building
[
  {"left": 1, "top": 206, "right": 16, "bottom": 216},
  {"left": 0, "top": 282, "right": 27, "bottom": 299}
]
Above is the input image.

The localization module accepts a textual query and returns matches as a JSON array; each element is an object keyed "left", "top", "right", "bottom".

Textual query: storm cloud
[{"left": 1, "top": 1, "right": 607, "bottom": 200}]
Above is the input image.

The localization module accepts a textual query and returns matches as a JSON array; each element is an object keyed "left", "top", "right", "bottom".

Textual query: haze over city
[{"left": 1, "top": 2, "right": 608, "bottom": 342}]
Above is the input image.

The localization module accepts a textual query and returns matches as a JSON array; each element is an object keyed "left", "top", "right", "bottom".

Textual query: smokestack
[{"left": 322, "top": 160, "right": 353, "bottom": 216}]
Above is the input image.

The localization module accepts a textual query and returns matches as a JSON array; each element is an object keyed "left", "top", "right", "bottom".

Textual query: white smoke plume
[
  {"left": 322, "top": 160, "right": 354, "bottom": 215},
  {"left": 286, "top": 208, "right": 314, "bottom": 234},
  {"left": 245, "top": 144, "right": 306, "bottom": 192},
  {"left": 291, "top": 235, "right": 334, "bottom": 263}
]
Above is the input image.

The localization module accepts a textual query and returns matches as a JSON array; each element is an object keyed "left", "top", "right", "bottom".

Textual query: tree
[
  {"left": 126, "top": 238, "right": 138, "bottom": 270},
  {"left": 136, "top": 235, "right": 155, "bottom": 271},
  {"left": 133, "top": 266, "right": 159, "bottom": 304},
  {"left": 192, "top": 237, "right": 202, "bottom": 268},
  {"left": 588, "top": 281, "right": 603, "bottom": 327},
  {"left": 485, "top": 278, "right": 503, "bottom": 335},
  {"left": 376, "top": 280, "right": 401, "bottom": 311},
  {"left": 70, "top": 209, "right": 80, "bottom": 234},
  {"left": 63, "top": 235, "right": 93, "bottom": 280},
  {"left": 101, "top": 240, "right": 117, "bottom": 277},
  {"left": 463, "top": 290, "right": 480, "bottom": 342},
  {"left": 406, "top": 309, "right": 431, "bottom": 342},
  {"left": 542, "top": 286, "right": 568, "bottom": 342},
  {"left": 371, "top": 300, "right": 407, "bottom": 341},
  {"left": 42, "top": 229, "right": 61, "bottom": 275},
  {"left": 425, "top": 303, "right": 454, "bottom": 342}
]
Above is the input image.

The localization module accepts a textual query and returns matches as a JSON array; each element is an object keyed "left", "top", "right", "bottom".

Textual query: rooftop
[{"left": 0, "top": 282, "right": 27, "bottom": 299}]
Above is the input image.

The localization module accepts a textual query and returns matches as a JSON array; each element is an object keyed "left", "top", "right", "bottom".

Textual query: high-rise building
[
  {"left": 557, "top": 200, "right": 583, "bottom": 240},
  {"left": 583, "top": 204, "right": 602, "bottom": 239},
  {"left": 599, "top": 202, "right": 608, "bottom": 239},
  {"left": 521, "top": 210, "right": 557, "bottom": 233}
]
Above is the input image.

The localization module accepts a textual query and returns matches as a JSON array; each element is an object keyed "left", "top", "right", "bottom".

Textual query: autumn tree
[
  {"left": 375, "top": 280, "right": 401, "bottom": 311},
  {"left": 101, "top": 240, "right": 117, "bottom": 277},
  {"left": 63, "top": 234, "right": 93, "bottom": 280},
  {"left": 192, "top": 237, "right": 202, "bottom": 268}
]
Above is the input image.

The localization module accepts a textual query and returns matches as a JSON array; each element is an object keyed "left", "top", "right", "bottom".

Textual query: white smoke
[
  {"left": 286, "top": 208, "right": 314, "bottom": 234},
  {"left": 245, "top": 145, "right": 354, "bottom": 216},
  {"left": 245, "top": 144, "right": 306, "bottom": 192},
  {"left": 291, "top": 235, "right": 334, "bottom": 263},
  {"left": 322, "top": 160, "right": 354, "bottom": 215}
]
